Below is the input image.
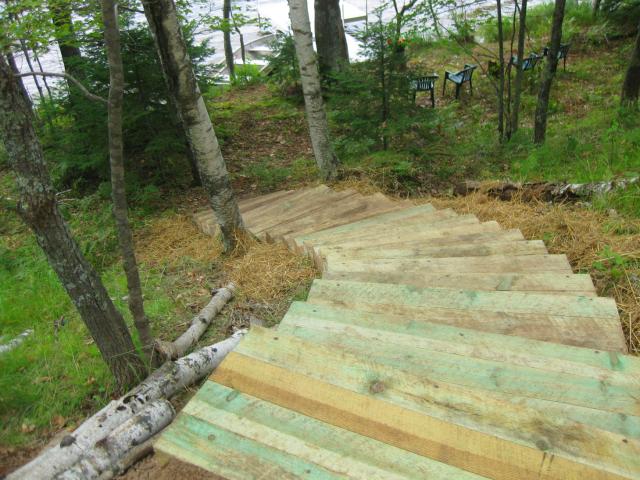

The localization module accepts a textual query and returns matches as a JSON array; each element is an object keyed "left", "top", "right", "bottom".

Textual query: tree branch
[{"left": 15, "top": 72, "right": 107, "bottom": 104}]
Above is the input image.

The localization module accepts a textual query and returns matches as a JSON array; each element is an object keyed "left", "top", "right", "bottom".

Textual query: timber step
[{"left": 161, "top": 185, "right": 638, "bottom": 479}]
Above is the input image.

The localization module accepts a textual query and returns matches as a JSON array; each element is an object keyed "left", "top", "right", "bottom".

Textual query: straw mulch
[{"left": 427, "top": 191, "right": 640, "bottom": 355}]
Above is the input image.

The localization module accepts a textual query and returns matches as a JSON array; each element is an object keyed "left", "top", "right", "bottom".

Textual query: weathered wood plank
[
  {"left": 212, "top": 351, "right": 640, "bottom": 480},
  {"left": 306, "top": 280, "right": 625, "bottom": 350},
  {"left": 321, "top": 270, "right": 596, "bottom": 295},
  {"left": 179, "top": 382, "right": 488, "bottom": 479},
  {"left": 239, "top": 327, "right": 640, "bottom": 438},
  {"left": 324, "top": 254, "right": 572, "bottom": 274},
  {"left": 279, "top": 302, "right": 640, "bottom": 377}
]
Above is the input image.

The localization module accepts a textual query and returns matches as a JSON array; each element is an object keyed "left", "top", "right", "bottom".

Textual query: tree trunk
[
  {"left": 18, "top": 39, "right": 45, "bottom": 100},
  {"left": 621, "top": 24, "right": 640, "bottom": 107},
  {"left": 314, "top": 0, "right": 349, "bottom": 75},
  {"left": 7, "top": 331, "right": 245, "bottom": 480},
  {"left": 0, "top": 55, "right": 146, "bottom": 389},
  {"left": 427, "top": 0, "right": 441, "bottom": 38},
  {"left": 48, "top": 0, "right": 83, "bottom": 76},
  {"left": 496, "top": 0, "right": 505, "bottom": 141},
  {"left": 101, "top": 0, "right": 154, "bottom": 354},
  {"left": 230, "top": 3, "right": 246, "bottom": 64},
  {"left": 534, "top": 0, "right": 566, "bottom": 144},
  {"left": 223, "top": 0, "right": 235, "bottom": 79},
  {"left": 141, "top": 0, "right": 246, "bottom": 252},
  {"left": 0, "top": 329, "right": 33, "bottom": 355},
  {"left": 593, "top": 0, "right": 601, "bottom": 17},
  {"left": 288, "top": 0, "right": 340, "bottom": 180},
  {"left": 511, "top": 0, "right": 528, "bottom": 135}
]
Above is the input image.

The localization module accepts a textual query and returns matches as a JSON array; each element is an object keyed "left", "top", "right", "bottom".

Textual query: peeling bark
[
  {"left": 101, "top": 0, "right": 154, "bottom": 353},
  {"left": 7, "top": 331, "right": 246, "bottom": 480},
  {"left": 57, "top": 400, "right": 175, "bottom": 480},
  {"left": 534, "top": 0, "right": 566, "bottom": 144},
  {"left": 288, "top": 0, "right": 339, "bottom": 180},
  {"left": 0, "top": 55, "right": 146, "bottom": 390},
  {"left": 141, "top": 0, "right": 246, "bottom": 251},
  {"left": 156, "top": 283, "right": 235, "bottom": 360}
]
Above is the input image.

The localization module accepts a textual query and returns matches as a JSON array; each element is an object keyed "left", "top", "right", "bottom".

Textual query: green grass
[{"left": 0, "top": 174, "right": 182, "bottom": 447}]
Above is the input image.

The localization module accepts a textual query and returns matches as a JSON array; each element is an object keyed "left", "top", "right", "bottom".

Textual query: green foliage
[
  {"left": 237, "top": 157, "right": 317, "bottom": 190},
  {"left": 231, "top": 63, "right": 263, "bottom": 87},
  {"left": 592, "top": 245, "right": 629, "bottom": 280},
  {"left": 266, "top": 32, "right": 302, "bottom": 99}
]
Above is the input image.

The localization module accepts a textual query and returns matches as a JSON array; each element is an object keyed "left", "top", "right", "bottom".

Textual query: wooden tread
[{"left": 174, "top": 185, "right": 636, "bottom": 479}]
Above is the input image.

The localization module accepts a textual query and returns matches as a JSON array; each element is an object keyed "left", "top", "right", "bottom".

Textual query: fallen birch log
[
  {"left": 57, "top": 400, "right": 174, "bottom": 480},
  {"left": 156, "top": 283, "right": 236, "bottom": 359},
  {"left": 95, "top": 436, "right": 155, "bottom": 480},
  {"left": 0, "top": 329, "right": 33, "bottom": 354},
  {"left": 455, "top": 177, "right": 639, "bottom": 202},
  {"left": 7, "top": 330, "right": 246, "bottom": 480}
]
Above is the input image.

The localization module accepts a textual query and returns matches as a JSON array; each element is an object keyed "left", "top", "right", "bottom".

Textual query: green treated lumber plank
[
  {"left": 319, "top": 240, "right": 548, "bottom": 260},
  {"left": 182, "top": 382, "right": 487, "bottom": 479},
  {"left": 322, "top": 271, "right": 597, "bottom": 295},
  {"left": 307, "top": 280, "right": 617, "bottom": 318},
  {"left": 280, "top": 302, "right": 640, "bottom": 376},
  {"left": 266, "top": 324, "right": 640, "bottom": 438},
  {"left": 268, "top": 321, "right": 638, "bottom": 414},
  {"left": 306, "top": 280, "right": 625, "bottom": 351},
  {"left": 229, "top": 331, "right": 640, "bottom": 479},
  {"left": 324, "top": 254, "right": 573, "bottom": 274},
  {"left": 238, "top": 189, "right": 297, "bottom": 211},
  {"left": 156, "top": 413, "right": 346, "bottom": 479},
  {"left": 304, "top": 222, "right": 504, "bottom": 253}
]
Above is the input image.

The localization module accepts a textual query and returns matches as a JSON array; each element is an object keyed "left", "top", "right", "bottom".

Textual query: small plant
[{"left": 593, "top": 245, "right": 629, "bottom": 280}]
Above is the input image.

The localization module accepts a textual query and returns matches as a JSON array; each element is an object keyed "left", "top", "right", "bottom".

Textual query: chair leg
[
  {"left": 442, "top": 80, "right": 446, "bottom": 96},
  {"left": 431, "top": 89, "right": 435, "bottom": 108},
  {"left": 455, "top": 84, "right": 461, "bottom": 99},
  {"left": 469, "top": 79, "right": 473, "bottom": 96},
  {"left": 412, "top": 90, "right": 417, "bottom": 104}
]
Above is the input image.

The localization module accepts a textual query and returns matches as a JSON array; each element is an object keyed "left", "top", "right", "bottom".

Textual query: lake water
[{"left": 12, "top": 0, "right": 534, "bottom": 97}]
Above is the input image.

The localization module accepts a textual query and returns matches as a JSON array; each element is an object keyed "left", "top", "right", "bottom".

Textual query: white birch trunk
[
  {"left": 288, "top": 0, "right": 339, "bottom": 181},
  {"left": 156, "top": 283, "right": 236, "bottom": 359},
  {"left": 57, "top": 400, "right": 174, "bottom": 480},
  {"left": 0, "top": 329, "right": 33, "bottom": 354},
  {"left": 7, "top": 331, "right": 246, "bottom": 480}
]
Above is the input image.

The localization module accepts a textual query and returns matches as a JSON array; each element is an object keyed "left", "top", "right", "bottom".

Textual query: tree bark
[
  {"left": 58, "top": 400, "right": 175, "bottom": 480},
  {"left": 621, "top": 23, "right": 640, "bottom": 107},
  {"left": 223, "top": 0, "right": 235, "bottom": 79},
  {"left": 7, "top": 331, "right": 245, "bottom": 480},
  {"left": 496, "top": 0, "right": 505, "bottom": 141},
  {"left": 534, "top": 0, "right": 566, "bottom": 144},
  {"left": 141, "top": 0, "right": 246, "bottom": 252},
  {"left": 511, "top": 0, "right": 528, "bottom": 135},
  {"left": 48, "top": 0, "right": 83, "bottom": 78},
  {"left": 156, "top": 283, "right": 235, "bottom": 360},
  {"left": 0, "top": 55, "right": 146, "bottom": 390},
  {"left": 101, "top": 0, "right": 154, "bottom": 354},
  {"left": 314, "top": 0, "right": 349, "bottom": 75},
  {"left": 288, "top": 0, "right": 340, "bottom": 180}
]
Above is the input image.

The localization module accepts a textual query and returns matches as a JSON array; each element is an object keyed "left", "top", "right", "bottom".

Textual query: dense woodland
[{"left": 1, "top": 0, "right": 639, "bottom": 476}]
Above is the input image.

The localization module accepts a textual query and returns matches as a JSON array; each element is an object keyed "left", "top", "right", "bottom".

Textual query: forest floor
[{"left": 2, "top": 18, "right": 640, "bottom": 478}]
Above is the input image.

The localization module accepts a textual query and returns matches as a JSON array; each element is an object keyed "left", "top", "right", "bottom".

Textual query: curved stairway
[{"left": 156, "top": 186, "right": 639, "bottom": 479}]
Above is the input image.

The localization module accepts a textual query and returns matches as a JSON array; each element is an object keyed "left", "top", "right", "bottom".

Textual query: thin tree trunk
[
  {"left": 427, "top": 0, "right": 441, "bottom": 38},
  {"left": 314, "top": 0, "right": 349, "bottom": 75},
  {"left": 593, "top": 0, "right": 601, "bottom": 17},
  {"left": 288, "top": 0, "right": 339, "bottom": 180},
  {"left": 223, "top": 0, "right": 235, "bottom": 79},
  {"left": 511, "top": 0, "right": 528, "bottom": 135},
  {"left": 621, "top": 23, "right": 640, "bottom": 107},
  {"left": 534, "top": 0, "right": 566, "bottom": 144},
  {"left": 230, "top": 4, "right": 246, "bottom": 64},
  {"left": 496, "top": 0, "right": 505, "bottom": 141},
  {"left": 141, "top": 0, "right": 246, "bottom": 252},
  {"left": 48, "top": 0, "right": 83, "bottom": 76},
  {"left": 32, "top": 49, "right": 53, "bottom": 100},
  {"left": 0, "top": 55, "right": 146, "bottom": 389},
  {"left": 505, "top": 0, "right": 518, "bottom": 140},
  {"left": 18, "top": 39, "right": 45, "bottom": 100},
  {"left": 101, "top": 0, "right": 154, "bottom": 354}
]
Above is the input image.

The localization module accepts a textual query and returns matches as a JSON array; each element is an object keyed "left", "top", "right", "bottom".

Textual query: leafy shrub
[
  {"left": 266, "top": 32, "right": 302, "bottom": 99},
  {"left": 232, "top": 63, "right": 263, "bottom": 87}
]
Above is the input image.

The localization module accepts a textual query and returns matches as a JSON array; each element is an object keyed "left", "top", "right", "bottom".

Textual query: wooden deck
[{"left": 156, "top": 186, "right": 640, "bottom": 479}]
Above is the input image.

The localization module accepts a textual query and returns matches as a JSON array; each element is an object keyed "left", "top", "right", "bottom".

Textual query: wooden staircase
[{"left": 156, "top": 186, "right": 640, "bottom": 479}]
